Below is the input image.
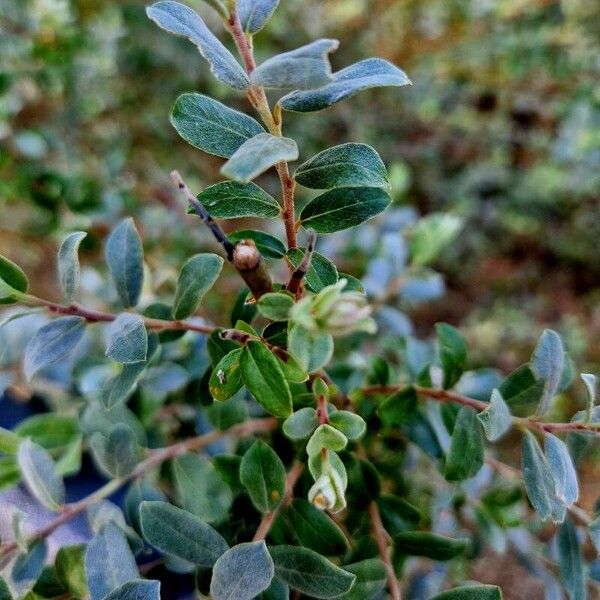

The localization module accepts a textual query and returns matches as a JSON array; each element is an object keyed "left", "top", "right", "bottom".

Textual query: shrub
[{"left": 0, "top": 1, "right": 598, "bottom": 599}]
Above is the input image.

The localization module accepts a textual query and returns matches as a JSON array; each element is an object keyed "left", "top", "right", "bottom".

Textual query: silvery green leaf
[
  {"left": 581, "top": 373, "right": 596, "bottom": 421},
  {"left": 288, "top": 324, "right": 333, "bottom": 372},
  {"left": 530, "top": 329, "right": 564, "bottom": 415},
  {"left": 279, "top": 58, "right": 411, "bottom": 113},
  {"left": 102, "top": 332, "right": 159, "bottom": 409},
  {"left": 238, "top": 0, "right": 279, "bottom": 33},
  {"left": 210, "top": 541, "right": 274, "bottom": 600},
  {"left": 283, "top": 407, "right": 319, "bottom": 440},
  {"left": 90, "top": 424, "right": 140, "bottom": 478},
  {"left": 23, "top": 316, "right": 86, "bottom": 380},
  {"left": 337, "top": 559, "right": 386, "bottom": 600},
  {"left": 250, "top": 39, "right": 339, "bottom": 90},
  {"left": 104, "top": 580, "right": 160, "bottom": 600},
  {"left": 17, "top": 439, "right": 65, "bottom": 511},
  {"left": 140, "top": 501, "right": 229, "bottom": 567},
  {"left": 477, "top": 389, "right": 511, "bottom": 442},
  {"left": 295, "top": 143, "right": 388, "bottom": 190},
  {"left": 85, "top": 523, "right": 139, "bottom": 600},
  {"left": 221, "top": 133, "right": 298, "bottom": 182},
  {"left": 10, "top": 541, "right": 47, "bottom": 595},
  {"left": 171, "top": 93, "right": 264, "bottom": 158},
  {"left": 173, "top": 253, "right": 224, "bottom": 320},
  {"left": 57, "top": 231, "right": 87, "bottom": 302},
  {"left": 557, "top": 517, "right": 585, "bottom": 600},
  {"left": 0, "top": 308, "right": 43, "bottom": 330},
  {"left": 105, "top": 218, "right": 144, "bottom": 308},
  {"left": 522, "top": 431, "right": 565, "bottom": 523},
  {"left": 146, "top": 1, "right": 248, "bottom": 90},
  {"left": 545, "top": 433, "right": 579, "bottom": 506},
  {"left": 106, "top": 313, "right": 148, "bottom": 364}
]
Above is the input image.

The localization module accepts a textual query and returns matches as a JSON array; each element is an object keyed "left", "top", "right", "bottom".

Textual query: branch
[
  {"left": 0, "top": 418, "right": 277, "bottom": 559},
  {"left": 225, "top": 8, "right": 298, "bottom": 250},
  {"left": 369, "top": 501, "right": 401, "bottom": 600},
  {"left": 285, "top": 229, "right": 317, "bottom": 298},
  {"left": 253, "top": 461, "right": 304, "bottom": 541},
  {"left": 360, "top": 385, "right": 600, "bottom": 435},
  {"left": 22, "top": 295, "right": 215, "bottom": 335}
]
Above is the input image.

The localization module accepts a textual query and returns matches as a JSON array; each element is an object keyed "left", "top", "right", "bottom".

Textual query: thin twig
[
  {"left": 253, "top": 462, "right": 304, "bottom": 541},
  {"left": 0, "top": 418, "right": 277, "bottom": 559},
  {"left": 360, "top": 385, "right": 600, "bottom": 435},
  {"left": 285, "top": 229, "right": 317, "bottom": 298},
  {"left": 369, "top": 500, "right": 401, "bottom": 600}
]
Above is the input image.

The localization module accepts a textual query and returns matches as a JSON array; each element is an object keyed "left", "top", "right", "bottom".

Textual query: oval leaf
[
  {"left": 140, "top": 501, "right": 229, "bottom": 567},
  {"left": 295, "top": 143, "right": 388, "bottom": 190},
  {"left": 193, "top": 181, "right": 280, "bottom": 219},
  {"left": 171, "top": 93, "right": 264, "bottom": 158},
  {"left": 280, "top": 58, "right": 411, "bottom": 113},
  {"left": 237, "top": 0, "right": 279, "bottom": 33},
  {"left": 57, "top": 231, "right": 87, "bottom": 302},
  {"left": 436, "top": 323, "right": 467, "bottom": 390},
  {"left": 106, "top": 313, "right": 148, "bottom": 364},
  {"left": 557, "top": 517, "right": 585, "bottom": 600},
  {"left": 477, "top": 388, "right": 511, "bottom": 442},
  {"left": 300, "top": 187, "right": 390, "bottom": 233},
  {"left": 104, "top": 580, "right": 160, "bottom": 600},
  {"left": 221, "top": 133, "right": 298, "bottom": 182},
  {"left": 328, "top": 411, "right": 366, "bottom": 440},
  {"left": 444, "top": 407, "right": 484, "bottom": 482},
  {"left": 531, "top": 329, "right": 565, "bottom": 415},
  {"left": 283, "top": 407, "right": 318, "bottom": 440},
  {"left": 209, "top": 348, "right": 244, "bottom": 401},
  {"left": 393, "top": 531, "right": 468, "bottom": 561},
  {"left": 24, "top": 316, "right": 86, "bottom": 380},
  {"left": 545, "top": 433, "right": 579, "bottom": 507},
  {"left": 210, "top": 541, "right": 274, "bottom": 600},
  {"left": 257, "top": 292, "right": 294, "bottom": 321},
  {"left": 146, "top": 1, "right": 248, "bottom": 90},
  {"left": 173, "top": 253, "right": 223, "bottom": 320},
  {"left": 0, "top": 254, "right": 28, "bottom": 304},
  {"left": 105, "top": 218, "right": 144, "bottom": 308}
]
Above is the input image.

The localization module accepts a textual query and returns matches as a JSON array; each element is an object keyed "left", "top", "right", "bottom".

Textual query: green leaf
[
  {"left": 210, "top": 541, "right": 274, "bottom": 600},
  {"left": 55, "top": 545, "right": 87, "bottom": 599},
  {"left": 498, "top": 364, "right": 544, "bottom": 407},
  {"left": 306, "top": 424, "right": 347, "bottom": 456},
  {"left": 0, "top": 427, "right": 21, "bottom": 455},
  {"left": 328, "top": 411, "right": 366, "bottom": 440},
  {"left": 57, "top": 231, "right": 87, "bottom": 302},
  {"left": 283, "top": 408, "right": 318, "bottom": 440},
  {"left": 295, "top": 143, "right": 388, "bottom": 190},
  {"left": 228, "top": 230, "right": 286, "bottom": 259},
  {"left": 377, "top": 386, "right": 418, "bottom": 426},
  {"left": 545, "top": 433, "right": 578, "bottom": 507},
  {"left": 522, "top": 430, "right": 566, "bottom": 523},
  {"left": 173, "top": 253, "right": 223, "bottom": 320},
  {"left": 286, "top": 249, "right": 338, "bottom": 292},
  {"left": 288, "top": 324, "right": 333, "bottom": 372},
  {"left": 84, "top": 523, "right": 139, "bottom": 600},
  {"left": 250, "top": 39, "right": 338, "bottom": 90},
  {"left": 209, "top": 348, "right": 244, "bottom": 401},
  {"left": 300, "top": 187, "right": 391, "bottom": 233},
  {"left": 436, "top": 323, "right": 467, "bottom": 389},
  {"left": 394, "top": 531, "right": 469, "bottom": 560},
  {"left": 105, "top": 218, "right": 144, "bottom": 308},
  {"left": 444, "top": 407, "right": 484, "bottom": 481},
  {"left": 171, "top": 93, "right": 264, "bottom": 158},
  {"left": 90, "top": 425, "right": 139, "bottom": 478},
  {"left": 269, "top": 545, "right": 356, "bottom": 598},
  {"left": 14, "top": 414, "right": 78, "bottom": 450},
  {"left": 336, "top": 559, "right": 386, "bottom": 600},
  {"left": 17, "top": 439, "right": 65, "bottom": 511},
  {"left": 257, "top": 293, "right": 294, "bottom": 321},
  {"left": 237, "top": 0, "right": 279, "bottom": 33},
  {"left": 11, "top": 541, "right": 47, "bottom": 592},
  {"left": 241, "top": 341, "right": 293, "bottom": 417},
  {"left": 557, "top": 517, "right": 585, "bottom": 600},
  {"left": 106, "top": 313, "right": 148, "bottom": 364},
  {"left": 221, "top": 133, "right": 298, "bottom": 182},
  {"left": 280, "top": 58, "right": 411, "bottom": 112},
  {"left": 409, "top": 213, "right": 463, "bottom": 266},
  {"left": 531, "top": 329, "right": 565, "bottom": 415},
  {"left": 146, "top": 1, "right": 248, "bottom": 90},
  {"left": 140, "top": 501, "right": 229, "bottom": 567},
  {"left": 24, "top": 316, "right": 86, "bottom": 380},
  {"left": 104, "top": 580, "right": 160, "bottom": 600},
  {"left": 581, "top": 373, "right": 597, "bottom": 421},
  {"left": 173, "top": 454, "right": 232, "bottom": 522},
  {"left": 240, "top": 440, "right": 286, "bottom": 513},
  {"left": 477, "top": 389, "right": 512, "bottom": 442},
  {"left": 281, "top": 498, "right": 348, "bottom": 555},
  {"left": 0, "top": 576, "right": 11, "bottom": 600},
  {"left": 192, "top": 181, "right": 280, "bottom": 219},
  {"left": 430, "top": 585, "right": 503, "bottom": 600},
  {"left": 0, "top": 254, "right": 28, "bottom": 304}
]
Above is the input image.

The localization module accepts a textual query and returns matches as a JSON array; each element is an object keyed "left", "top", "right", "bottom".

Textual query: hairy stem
[
  {"left": 226, "top": 7, "right": 298, "bottom": 250},
  {"left": 253, "top": 461, "right": 304, "bottom": 541},
  {"left": 360, "top": 385, "right": 600, "bottom": 435},
  {"left": 0, "top": 418, "right": 277, "bottom": 559},
  {"left": 369, "top": 501, "right": 401, "bottom": 600}
]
